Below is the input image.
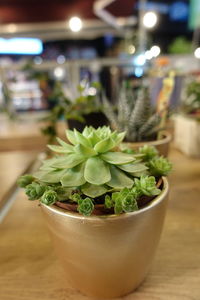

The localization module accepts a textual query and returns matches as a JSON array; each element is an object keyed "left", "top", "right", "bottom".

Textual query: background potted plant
[
  {"left": 18, "top": 126, "right": 172, "bottom": 298},
  {"left": 103, "top": 82, "right": 172, "bottom": 156},
  {"left": 174, "top": 76, "right": 200, "bottom": 157},
  {"left": 41, "top": 80, "right": 107, "bottom": 142}
]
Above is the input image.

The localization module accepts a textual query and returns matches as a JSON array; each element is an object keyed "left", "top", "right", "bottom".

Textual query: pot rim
[
  {"left": 41, "top": 177, "right": 169, "bottom": 221},
  {"left": 122, "top": 131, "right": 172, "bottom": 147}
]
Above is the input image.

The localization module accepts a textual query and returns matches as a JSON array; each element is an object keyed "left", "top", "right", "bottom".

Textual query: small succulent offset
[
  {"left": 18, "top": 127, "right": 172, "bottom": 216},
  {"left": 103, "top": 83, "right": 162, "bottom": 142}
]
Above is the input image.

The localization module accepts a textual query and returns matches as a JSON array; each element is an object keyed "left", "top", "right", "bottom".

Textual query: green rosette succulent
[
  {"left": 77, "top": 198, "right": 94, "bottom": 216},
  {"left": 34, "top": 126, "right": 148, "bottom": 198},
  {"left": 18, "top": 126, "right": 172, "bottom": 216},
  {"left": 134, "top": 176, "right": 161, "bottom": 197},
  {"left": 147, "top": 157, "right": 172, "bottom": 176},
  {"left": 17, "top": 174, "right": 34, "bottom": 188},
  {"left": 25, "top": 182, "right": 46, "bottom": 200},
  {"left": 41, "top": 190, "right": 58, "bottom": 205}
]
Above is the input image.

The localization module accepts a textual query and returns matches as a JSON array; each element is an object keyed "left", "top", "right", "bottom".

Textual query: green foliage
[
  {"left": 77, "top": 197, "right": 94, "bottom": 216},
  {"left": 139, "top": 145, "right": 159, "bottom": 161},
  {"left": 42, "top": 81, "right": 103, "bottom": 142},
  {"left": 168, "top": 37, "right": 192, "bottom": 54},
  {"left": 18, "top": 126, "right": 172, "bottom": 216},
  {"left": 25, "top": 183, "right": 46, "bottom": 200},
  {"left": 134, "top": 176, "right": 161, "bottom": 197},
  {"left": 112, "top": 187, "right": 139, "bottom": 214},
  {"left": 17, "top": 174, "right": 34, "bottom": 188},
  {"left": 36, "top": 126, "right": 144, "bottom": 194},
  {"left": 103, "top": 84, "right": 161, "bottom": 142},
  {"left": 104, "top": 195, "right": 113, "bottom": 209},
  {"left": 41, "top": 190, "right": 58, "bottom": 205},
  {"left": 147, "top": 157, "right": 172, "bottom": 177},
  {"left": 182, "top": 79, "right": 200, "bottom": 115}
]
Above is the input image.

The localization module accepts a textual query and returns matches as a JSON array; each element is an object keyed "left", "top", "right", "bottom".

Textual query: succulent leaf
[
  {"left": 107, "top": 165, "right": 133, "bottom": 188},
  {"left": 51, "top": 154, "right": 85, "bottom": 169},
  {"left": 34, "top": 169, "right": 67, "bottom": 183},
  {"left": 101, "top": 152, "right": 136, "bottom": 165},
  {"left": 74, "top": 128, "right": 92, "bottom": 147},
  {"left": 118, "top": 163, "right": 148, "bottom": 173},
  {"left": 84, "top": 156, "right": 111, "bottom": 185},
  {"left": 82, "top": 183, "right": 108, "bottom": 197},
  {"left": 74, "top": 144, "right": 96, "bottom": 157},
  {"left": 61, "top": 163, "right": 86, "bottom": 187},
  {"left": 94, "top": 137, "right": 116, "bottom": 153},
  {"left": 66, "top": 129, "right": 77, "bottom": 145},
  {"left": 47, "top": 145, "right": 72, "bottom": 154},
  {"left": 56, "top": 137, "right": 74, "bottom": 149}
]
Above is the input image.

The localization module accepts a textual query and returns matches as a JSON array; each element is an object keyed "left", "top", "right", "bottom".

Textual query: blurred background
[
  {"left": 0, "top": 2, "right": 200, "bottom": 299},
  {"left": 0, "top": 0, "right": 200, "bottom": 153}
]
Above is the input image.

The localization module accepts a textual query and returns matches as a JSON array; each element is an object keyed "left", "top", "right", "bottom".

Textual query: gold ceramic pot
[
  {"left": 122, "top": 131, "right": 172, "bottom": 157},
  {"left": 41, "top": 177, "right": 169, "bottom": 298}
]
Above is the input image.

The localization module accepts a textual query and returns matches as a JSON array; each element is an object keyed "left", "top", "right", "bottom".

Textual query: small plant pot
[
  {"left": 41, "top": 177, "right": 169, "bottom": 298},
  {"left": 174, "top": 114, "right": 200, "bottom": 157},
  {"left": 122, "top": 131, "right": 172, "bottom": 157},
  {"left": 67, "top": 112, "right": 108, "bottom": 131}
]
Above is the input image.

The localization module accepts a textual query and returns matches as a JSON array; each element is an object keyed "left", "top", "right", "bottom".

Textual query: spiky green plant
[
  {"left": 18, "top": 127, "right": 172, "bottom": 216},
  {"left": 103, "top": 84, "right": 162, "bottom": 142}
]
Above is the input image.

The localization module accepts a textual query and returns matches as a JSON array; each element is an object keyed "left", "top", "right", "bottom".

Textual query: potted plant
[
  {"left": 103, "top": 83, "right": 171, "bottom": 156},
  {"left": 41, "top": 80, "right": 107, "bottom": 142},
  {"left": 18, "top": 126, "right": 172, "bottom": 298},
  {"left": 174, "top": 76, "right": 200, "bottom": 157}
]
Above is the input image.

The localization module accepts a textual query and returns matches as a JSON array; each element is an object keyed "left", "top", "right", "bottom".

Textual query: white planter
[{"left": 174, "top": 114, "right": 200, "bottom": 157}]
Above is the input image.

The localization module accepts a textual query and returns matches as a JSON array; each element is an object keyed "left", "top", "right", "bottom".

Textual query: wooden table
[
  {"left": 0, "top": 148, "right": 200, "bottom": 300},
  {"left": 0, "top": 151, "right": 38, "bottom": 211},
  {"left": 0, "top": 115, "right": 67, "bottom": 152}
]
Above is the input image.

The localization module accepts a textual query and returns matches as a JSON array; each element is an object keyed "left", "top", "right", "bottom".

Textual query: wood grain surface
[
  {"left": 0, "top": 148, "right": 200, "bottom": 300},
  {"left": 0, "top": 151, "right": 38, "bottom": 209},
  {"left": 0, "top": 118, "right": 67, "bottom": 152}
]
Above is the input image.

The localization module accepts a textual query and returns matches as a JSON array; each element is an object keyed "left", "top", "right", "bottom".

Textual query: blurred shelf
[{"left": 0, "top": 148, "right": 200, "bottom": 299}]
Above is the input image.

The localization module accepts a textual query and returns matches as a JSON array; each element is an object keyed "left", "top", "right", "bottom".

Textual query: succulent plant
[
  {"left": 103, "top": 84, "right": 162, "bottom": 142},
  {"left": 34, "top": 126, "right": 147, "bottom": 197},
  {"left": 18, "top": 127, "right": 172, "bottom": 216},
  {"left": 181, "top": 78, "right": 200, "bottom": 116},
  {"left": 41, "top": 80, "right": 103, "bottom": 142},
  {"left": 17, "top": 174, "right": 34, "bottom": 188},
  {"left": 147, "top": 156, "right": 172, "bottom": 177}
]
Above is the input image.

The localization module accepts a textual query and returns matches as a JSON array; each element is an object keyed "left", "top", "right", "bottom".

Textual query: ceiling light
[
  {"left": 88, "top": 87, "right": 97, "bottom": 96},
  {"left": 145, "top": 50, "right": 153, "bottom": 60},
  {"left": 134, "top": 54, "right": 146, "bottom": 66},
  {"left": 194, "top": 47, "right": 200, "bottom": 59},
  {"left": 69, "top": 17, "right": 83, "bottom": 32},
  {"left": 150, "top": 46, "right": 161, "bottom": 57},
  {"left": 143, "top": 12, "right": 158, "bottom": 28},
  {"left": 54, "top": 67, "right": 65, "bottom": 79},
  {"left": 128, "top": 45, "right": 136, "bottom": 55},
  {"left": 57, "top": 55, "right": 66, "bottom": 64}
]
